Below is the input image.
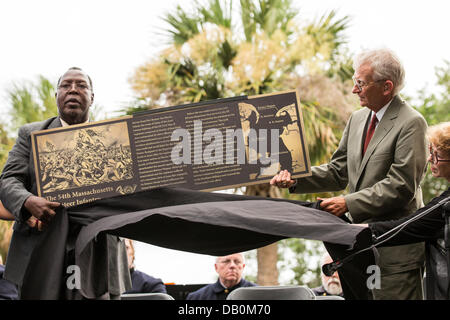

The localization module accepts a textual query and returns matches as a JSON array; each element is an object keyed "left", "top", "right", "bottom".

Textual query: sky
[{"left": 1, "top": 0, "right": 449, "bottom": 285}]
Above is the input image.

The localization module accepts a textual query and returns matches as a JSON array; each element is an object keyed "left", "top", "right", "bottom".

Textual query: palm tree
[
  {"left": 6, "top": 76, "right": 58, "bottom": 132},
  {"left": 127, "top": 0, "right": 356, "bottom": 285}
]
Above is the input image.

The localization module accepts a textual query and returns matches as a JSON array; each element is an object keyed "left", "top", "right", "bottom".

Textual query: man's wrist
[
  {"left": 288, "top": 179, "right": 298, "bottom": 193},
  {"left": 20, "top": 195, "right": 33, "bottom": 222}
]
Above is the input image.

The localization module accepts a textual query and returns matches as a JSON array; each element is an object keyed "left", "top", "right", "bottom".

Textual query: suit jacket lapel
[
  {"left": 356, "top": 96, "right": 400, "bottom": 179},
  {"left": 48, "top": 117, "right": 62, "bottom": 129}
]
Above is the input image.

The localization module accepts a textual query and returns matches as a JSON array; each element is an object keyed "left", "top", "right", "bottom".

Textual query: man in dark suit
[
  {"left": 0, "top": 67, "right": 129, "bottom": 299},
  {"left": 271, "top": 48, "right": 428, "bottom": 300},
  {"left": 186, "top": 253, "right": 256, "bottom": 300}
]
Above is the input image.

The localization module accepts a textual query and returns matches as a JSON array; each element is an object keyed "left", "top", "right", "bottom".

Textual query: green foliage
[
  {"left": 240, "top": 0, "right": 298, "bottom": 40},
  {"left": 413, "top": 61, "right": 450, "bottom": 203},
  {"left": 415, "top": 61, "right": 450, "bottom": 127},
  {"left": 6, "top": 76, "right": 58, "bottom": 132},
  {"left": 0, "top": 76, "right": 58, "bottom": 259},
  {"left": 278, "top": 239, "right": 324, "bottom": 287},
  {"left": 199, "top": 0, "right": 232, "bottom": 28},
  {"left": 163, "top": 5, "right": 202, "bottom": 45},
  {"left": 0, "top": 124, "right": 14, "bottom": 171}
]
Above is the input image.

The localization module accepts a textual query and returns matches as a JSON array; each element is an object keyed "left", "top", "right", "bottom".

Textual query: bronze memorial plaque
[{"left": 31, "top": 90, "right": 311, "bottom": 207}]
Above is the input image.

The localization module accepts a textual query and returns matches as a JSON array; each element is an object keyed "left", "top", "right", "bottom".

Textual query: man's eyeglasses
[
  {"left": 429, "top": 147, "right": 450, "bottom": 164},
  {"left": 352, "top": 77, "right": 385, "bottom": 91}
]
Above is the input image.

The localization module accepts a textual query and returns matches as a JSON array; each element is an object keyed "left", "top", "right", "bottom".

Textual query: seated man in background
[
  {"left": 312, "top": 252, "right": 344, "bottom": 298},
  {"left": 123, "top": 239, "right": 167, "bottom": 294},
  {"left": 186, "top": 253, "right": 256, "bottom": 300}
]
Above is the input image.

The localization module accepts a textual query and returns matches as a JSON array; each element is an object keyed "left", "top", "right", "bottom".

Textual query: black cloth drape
[{"left": 19, "top": 187, "right": 373, "bottom": 299}]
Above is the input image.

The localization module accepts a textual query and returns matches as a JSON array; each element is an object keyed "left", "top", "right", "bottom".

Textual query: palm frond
[
  {"left": 163, "top": 5, "right": 201, "bottom": 45},
  {"left": 36, "top": 76, "right": 57, "bottom": 119},
  {"left": 198, "top": 0, "right": 232, "bottom": 28},
  {"left": 306, "top": 10, "right": 350, "bottom": 53}
]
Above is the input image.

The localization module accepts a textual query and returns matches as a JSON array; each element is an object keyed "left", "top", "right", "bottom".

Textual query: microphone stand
[{"left": 322, "top": 196, "right": 450, "bottom": 278}]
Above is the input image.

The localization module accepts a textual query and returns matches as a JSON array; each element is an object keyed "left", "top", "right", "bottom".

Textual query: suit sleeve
[
  {"left": 345, "top": 115, "right": 428, "bottom": 222},
  {"left": 142, "top": 276, "right": 167, "bottom": 293},
  {"left": 369, "top": 191, "right": 448, "bottom": 246},
  {"left": 290, "top": 114, "right": 351, "bottom": 194},
  {"left": 0, "top": 125, "right": 34, "bottom": 221}
]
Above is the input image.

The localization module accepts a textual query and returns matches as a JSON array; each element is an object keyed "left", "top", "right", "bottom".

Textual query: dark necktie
[{"left": 363, "top": 114, "right": 378, "bottom": 155}]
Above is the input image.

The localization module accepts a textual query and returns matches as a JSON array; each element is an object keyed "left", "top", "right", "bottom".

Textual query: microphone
[{"left": 322, "top": 260, "right": 343, "bottom": 276}]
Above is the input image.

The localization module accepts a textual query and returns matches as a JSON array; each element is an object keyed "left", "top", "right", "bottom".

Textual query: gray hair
[{"left": 353, "top": 48, "right": 405, "bottom": 95}]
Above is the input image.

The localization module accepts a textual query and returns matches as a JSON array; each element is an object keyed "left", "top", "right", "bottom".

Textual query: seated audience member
[
  {"left": 186, "top": 253, "right": 256, "bottom": 300},
  {"left": 312, "top": 252, "right": 344, "bottom": 297},
  {"left": 123, "top": 239, "right": 167, "bottom": 294}
]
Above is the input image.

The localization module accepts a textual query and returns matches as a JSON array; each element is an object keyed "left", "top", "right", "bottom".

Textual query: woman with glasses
[{"left": 359, "top": 121, "right": 450, "bottom": 299}]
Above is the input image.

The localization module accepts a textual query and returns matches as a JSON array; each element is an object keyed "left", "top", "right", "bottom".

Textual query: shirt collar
[
  {"left": 371, "top": 99, "right": 392, "bottom": 123},
  {"left": 59, "top": 117, "right": 89, "bottom": 127},
  {"left": 213, "top": 279, "right": 243, "bottom": 293}
]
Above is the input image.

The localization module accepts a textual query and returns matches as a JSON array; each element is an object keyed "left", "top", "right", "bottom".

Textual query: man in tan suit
[{"left": 271, "top": 48, "right": 428, "bottom": 300}]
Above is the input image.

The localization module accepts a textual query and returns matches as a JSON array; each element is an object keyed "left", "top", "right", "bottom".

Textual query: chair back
[
  {"left": 226, "top": 285, "right": 316, "bottom": 300},
  {"left": 120, "top": 293, "right": 175, "bottom": 300},
  {"left": 315, "top": 295, "right": 345, "bottom": 300}
]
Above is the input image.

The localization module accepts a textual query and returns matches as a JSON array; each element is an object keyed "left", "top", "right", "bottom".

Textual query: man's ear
[{"left": 384, "top": 80, "right": 394, "bottom": 95}]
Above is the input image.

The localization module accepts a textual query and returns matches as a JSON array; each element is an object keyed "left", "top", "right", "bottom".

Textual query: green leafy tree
[
  {"left": 414, "top": 61, "right": 450, "bottom": 203},
  {"left": 1, "top": 76, "right": 59, "bottom": 261},
  {"left": 6, "top": 76, "right": 58, "bottom": 133},
  {"left": 127, "top": 0, "right": 356, "bottom": 285},
  {"left": 278, "top": 238, "right": 324, "bottom": 287},
  {"left": 0, "top": 124, "right": 14, "bottom": 171}
]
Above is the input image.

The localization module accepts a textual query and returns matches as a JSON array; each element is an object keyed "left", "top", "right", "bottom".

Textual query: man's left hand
[{"left": 317, "top": 196, "right": 348, "bottom": 217}]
